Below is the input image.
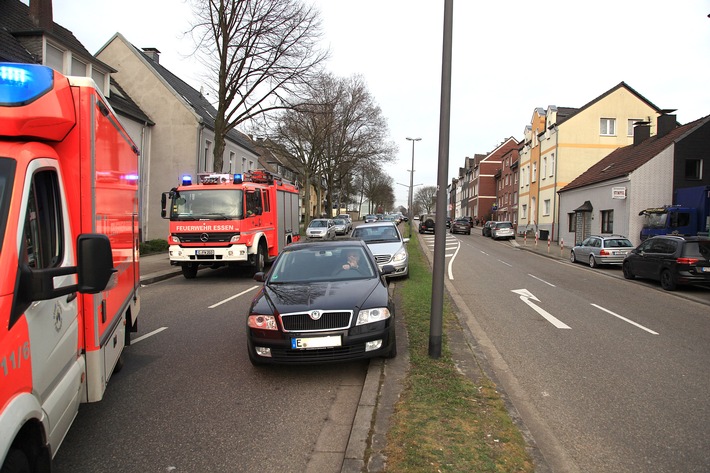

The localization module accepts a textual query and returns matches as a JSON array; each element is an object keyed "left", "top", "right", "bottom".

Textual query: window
[
  {"left": 550, "top": 154, "right": 554, "bottom": 177},
  {"left": 203, "top": 140, "right": 212, "bottom": 172},
  {"left": 522, "top": 204, "right": 527, "bottom": 219},
  {"left": 92, "top": 69, "right": 106, "bottom": 94},
  {"left": 23, "top": 170, "right": 63, "bottom": 270},
  {"left": 628, "top": 119, "right": 643, "bottom": 136},
  {"left": 532, "top": 163, "right": 537, "bottom": 182},
  {"left": 542, "top": 157, "right": 547, "bottom": 179},
  {"left": 543, "top": 199, "right": 551, "bottom": 216},
  {"left": 601, "top": 210, "right": 614, "bottom": 233},
  {"left": 684, "top": 158, "right": 703, "bottom": 180},
  {"left": 229, "top": 152, "right": 236, "bottom": 173},
  {"left": 45, "top": 43, "right": 65, "bottom": 72},
  {"left": 568, "top": 213, "right": 576, "bottom": 232},
  {"left": 71, "top": 57, "right": 87, "bottom": 76},
  {"left": 600, "top": 118, "right": 616, "bottom": 136}
]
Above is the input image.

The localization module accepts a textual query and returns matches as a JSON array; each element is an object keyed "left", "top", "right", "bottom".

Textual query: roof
[
  {"left": 137, "top": 48, "right": 258, "bottom": 155},
  {"left": 560, "top": 115, "right": 710, "bottom": 193},
  {"left": 0, "top": 0, "right": 114, "bottom": 70}
]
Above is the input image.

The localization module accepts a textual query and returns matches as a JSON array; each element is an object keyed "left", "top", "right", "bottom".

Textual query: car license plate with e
[
  {"left": 291, "top": 335, "right": 341, "bottom": 349},
  {"left": 195, "top": 249, "right": 214, "bottom": 256},
  {"left": 701, "top": 267, "right": 710, "bottom": 273}
]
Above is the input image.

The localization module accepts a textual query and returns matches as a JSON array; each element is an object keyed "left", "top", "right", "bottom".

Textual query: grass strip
[{"left": 382, "top": 231, "right": 534, "bottom": 472}]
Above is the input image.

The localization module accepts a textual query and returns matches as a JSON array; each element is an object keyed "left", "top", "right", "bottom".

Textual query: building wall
[{"left": 98, "top": 36, "right": 200, "bottom": 241}]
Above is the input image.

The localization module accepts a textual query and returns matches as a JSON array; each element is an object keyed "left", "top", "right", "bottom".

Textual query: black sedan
[{"left": 246, "top": 239, "right": 397, "bottom": 365}]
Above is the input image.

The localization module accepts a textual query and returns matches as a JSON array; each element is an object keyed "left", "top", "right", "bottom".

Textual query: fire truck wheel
[
  {"left": 252, "top": 242, "right": 266, "bottom": 275},
  {"left": 1, "top": 449, "right": 30, "bottom": 473},
  {"left": 182, "top": 264, "right": 198, "bottom": 279}
]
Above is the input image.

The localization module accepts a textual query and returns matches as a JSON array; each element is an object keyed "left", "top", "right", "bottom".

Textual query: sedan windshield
[
  {"left": 269, "top": 247, "right": 376, "bottom": 283},
  {"left": 352, "top": 227, "right": 400, "bottom": 243}
]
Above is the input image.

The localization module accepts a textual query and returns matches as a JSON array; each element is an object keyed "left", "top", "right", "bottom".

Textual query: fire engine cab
[
  {"left": 0, "top": 63, "right": 140, "bottom": 471},
  {"left": 162, "top": 169, "right": 300, "bottom": 278}
]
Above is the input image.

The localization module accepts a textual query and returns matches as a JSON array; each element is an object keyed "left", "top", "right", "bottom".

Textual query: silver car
[
  {"left": 332, "top": 218, "right": 349, "bottom": 236},
  {"left": 351, "top": 221, "right": 409, "bottom": 278},
  {"left": 570, "top": 235, "right": 634, "bottom": 268},
  {"left": 491, "top": 221, "right": 515, "bottom": 240},
  {"left": 306, "top": 218, "right": 336, "bottom": 240}
]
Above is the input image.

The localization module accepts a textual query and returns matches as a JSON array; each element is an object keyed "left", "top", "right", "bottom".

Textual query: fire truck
[
  {"left": 161, "top": 169, "right": 300, "bottom": 278},
  {"left": 0, "top": 63, "right": 141, "bottom": 471}
]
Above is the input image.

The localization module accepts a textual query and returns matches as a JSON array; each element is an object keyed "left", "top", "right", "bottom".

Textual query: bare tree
[
  {"left": 188, "top": 0, "right": 328, "bottom": 171},
  {"left": 414, "top": 185, "right": 437, "bottom": 215}
]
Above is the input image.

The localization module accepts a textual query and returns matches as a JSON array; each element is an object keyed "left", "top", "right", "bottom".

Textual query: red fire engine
[
  {"left": 161, "top": 169, "right": 300, "bottom": 278},
  {"left": 0, "top": 63, "right": 141, "bottom": 470}
]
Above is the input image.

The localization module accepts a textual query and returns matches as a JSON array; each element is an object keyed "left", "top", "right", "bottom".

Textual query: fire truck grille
[
  {"left": 281, "top": 311, "right": 352, "bottom": 332},
  {"left": 178, "top": 233, "right": 237, "bottom": 243}
]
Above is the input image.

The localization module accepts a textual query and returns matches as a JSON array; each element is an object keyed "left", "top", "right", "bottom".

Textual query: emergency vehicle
[
  {"left": 162, "top": 169, "right": 300, "bottom": 278},
  {"left": 0, "top": 63, "right": 141, "bottom": 471}
]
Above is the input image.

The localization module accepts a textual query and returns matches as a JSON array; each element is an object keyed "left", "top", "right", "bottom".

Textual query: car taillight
[
  {"left": 676, "top": 257, "right": 699, "bottom": 265},
  {"left": 600, "top": 249, "right": 610, "bottom": 255}
]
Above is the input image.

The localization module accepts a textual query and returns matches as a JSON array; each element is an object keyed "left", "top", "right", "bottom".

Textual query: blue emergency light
[
  {"left": 181, "top": 175, "right": 192, "bottom": 185},
  {"left": 233, "top": 173, "right": 243, "bottom": 184},
  {"left": 0, "top": 63, "right": 55, "bottom": 106}
]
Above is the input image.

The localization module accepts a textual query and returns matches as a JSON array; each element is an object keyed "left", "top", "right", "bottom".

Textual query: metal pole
[
  {"left": 406, "top": 137, "right": 421, "bottom": 237},
  {"left": 429, "top": 0, "right": 453, "bottom": 359}
]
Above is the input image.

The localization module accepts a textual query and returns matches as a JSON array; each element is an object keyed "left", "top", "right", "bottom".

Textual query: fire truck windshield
[{"left": 171, "top": 189, "right": 243, "bottom": 220}]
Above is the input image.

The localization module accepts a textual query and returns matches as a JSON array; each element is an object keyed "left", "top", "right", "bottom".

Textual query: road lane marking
[
  {"left": 528, "top": 273, "right": 556, "bottom": 287},
  {"left": 210, "top": 285, "right": 260, "bottom": 308},
  {"left": 590, "top": 303, "right": 658, "bottom": 335},
  {"left": 132, "top": 326, "right": 168, "bottom": 344},
  {"left": 498, "top": 259, "right": 512, "bottom": 267},
  {"left": 447, "top": 240, "right": 461, "bottom": 280},
  {"left": 512, "top": 289, "right": 571, "bottom": 329}
]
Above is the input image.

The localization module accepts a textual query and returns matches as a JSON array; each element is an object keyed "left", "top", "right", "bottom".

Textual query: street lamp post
[{"left": 406, "top": 137, "right": 421, "bottom": 236}]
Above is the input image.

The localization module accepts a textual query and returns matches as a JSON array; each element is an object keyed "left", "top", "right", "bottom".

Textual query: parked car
[
  {"left": 570, "top": 235, "right": 634, "bottom": 268},
  {"left": 450, "top": 217, "right": 472, "bottom": 235},
  {"left": 332, "top": 218, "right": 350, "bottom": 236},
  {"left": 482, "top": 221, "right": 498, "bottom": 237},
  {"left": 364, "top": 214, "right": 378, "bottom": 223},
  {"left": 446, "top": 217, "right": 452, "bottom": 228},
  {"left": 336, "top": 214, "right": 353, "bottom": 231},
  {"left": 419, "top": 214, "right": 436, "bottom": 234},
  {"left": 351, "top": 221, "right": 409, "bottom": 278},
  {"left": 490, "top": 221, "right": 515, "bottom": 240},
  {"left": 306, "top": 218, "right": 336, "bottom": 240},
  {"left": 246, "top": 239, "right": 397, "bottom": 364},
  {"left": 622, "top": 235, "right": 710, "bottom": 291}
]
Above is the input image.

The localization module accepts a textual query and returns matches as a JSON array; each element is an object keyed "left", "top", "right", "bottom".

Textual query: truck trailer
[{"left": 639, "top": 185, "right": 710, "bottom": 240}]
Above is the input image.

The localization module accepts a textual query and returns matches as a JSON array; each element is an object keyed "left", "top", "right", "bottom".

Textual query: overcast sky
[{"left": 49, "top": 0, "right": 710, "bottom": 208}]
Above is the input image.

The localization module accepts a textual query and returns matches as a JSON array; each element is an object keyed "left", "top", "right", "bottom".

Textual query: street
[
  {"left": 423, "top": 230, "right": 710, "bottom": 473},
  {"left": 52, "top": 269, "right": 368, "bottom": 472}
]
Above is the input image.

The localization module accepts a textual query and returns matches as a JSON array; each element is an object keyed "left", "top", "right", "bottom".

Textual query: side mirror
[
  {"left": 161, "top": 192, "right": 168, "bottom": 218},
  {"left": 253, "top": 272, "right": 266, "bottom": 282}
]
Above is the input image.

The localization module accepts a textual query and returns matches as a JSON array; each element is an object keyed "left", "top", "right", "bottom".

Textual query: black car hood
[{"left": 258, "top": 279, "right": 385, "bottom": 314}]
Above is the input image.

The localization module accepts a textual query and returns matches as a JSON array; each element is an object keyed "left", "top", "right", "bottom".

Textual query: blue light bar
[
  {"left": 181, "top": 175, "right": 192, "bottom": 185},
  {"left": 0, "top": 63, "right": 54, "bottom": 106},
  {"left": 233, "top": 173, "right": 243, "bottom": 184}
]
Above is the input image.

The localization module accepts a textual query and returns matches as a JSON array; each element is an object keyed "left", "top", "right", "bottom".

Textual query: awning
[{"left": 574, "top": 200, "right": 593, "bottom": 212}]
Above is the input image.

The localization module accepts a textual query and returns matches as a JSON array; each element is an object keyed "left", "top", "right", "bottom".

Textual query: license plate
[
  {"left": 195, "top": 249, "right": 214, "bottom": 256},
  {"left": 291, "top": 335, "right": 342, "bottom": 349},
  {"left": 701, "top": 267, "right": 710, "bottom": 273}
]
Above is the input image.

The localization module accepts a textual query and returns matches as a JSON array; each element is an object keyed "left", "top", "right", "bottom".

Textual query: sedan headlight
[
  {"left": 248, "top": 314, "right": 278, "bottom": 330},
  {"left": 392, "top": 247, "right": 407, "bottom": 263},
  {"left": 356, "top": 307, "right": 391, "bottom": 325}
]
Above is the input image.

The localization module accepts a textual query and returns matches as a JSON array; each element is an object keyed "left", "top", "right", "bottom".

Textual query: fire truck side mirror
[
  {"left": 161, "top": 192, "right": 168, "bottom": 218},
  {"left": 77, "top": 234, "right": 117, "bottom": 293}
]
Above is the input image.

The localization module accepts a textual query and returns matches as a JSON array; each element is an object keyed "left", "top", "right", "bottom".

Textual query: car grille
[
  {"left": 281, "top": 311, "right": 353, "bottom": 332},
  {"left": 374, "top": 254, "right": 392, "bottom": 264},
  {"left": 270, "top": 345, "right": 365, "bottom": 362}
]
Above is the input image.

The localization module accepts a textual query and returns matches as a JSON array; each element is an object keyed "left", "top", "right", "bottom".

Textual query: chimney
[
  {"left": 29, "top": 0, "right": 53, "bottom": 30},
  {"left": 656, "top": 112, "right": 677, "bottom": 139},
  {"left": 632, "top": 121, "right": 651, "bottom": 146},
  {"left": 142, "top": 48, "right": 161, "bottom": 64}
]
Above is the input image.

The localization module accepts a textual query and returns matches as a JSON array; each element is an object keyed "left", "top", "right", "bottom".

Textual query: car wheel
[
  {"left": 570, "top": 251, "right": 576, "bottom": 263},
  {"left": 252, "top": 242, "right": 266, "bottom": 275},
  {"left": 467, "top": 230, "right": 471, "bottom": 235},
  {"left": 181, "top": 263, "right": 198, "bottom": 279},
  {"left": 589, "top": 255, "right": 597, "bottom": 268},
  {"left": 660, "top": 269, "right": 677, "bottom": 291},
  {"left": 622, "top": 262, "right": 635, "bottom": 280}
]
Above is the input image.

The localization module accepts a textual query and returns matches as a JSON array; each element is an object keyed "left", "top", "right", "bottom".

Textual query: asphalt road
[
  {"left": 422, "top": 230, "right": 710, "bottom": 473},
  {"left": 52, "top": 268, "right": 368, "bottom": 473}
]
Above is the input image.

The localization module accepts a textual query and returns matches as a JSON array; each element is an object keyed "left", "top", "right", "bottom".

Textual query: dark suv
[
  {"left": 622, "top": 235, "right": 710, "bottom": 291},
  {"left": 419, "top": 214, "right": 436, "bottom": 234}
]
